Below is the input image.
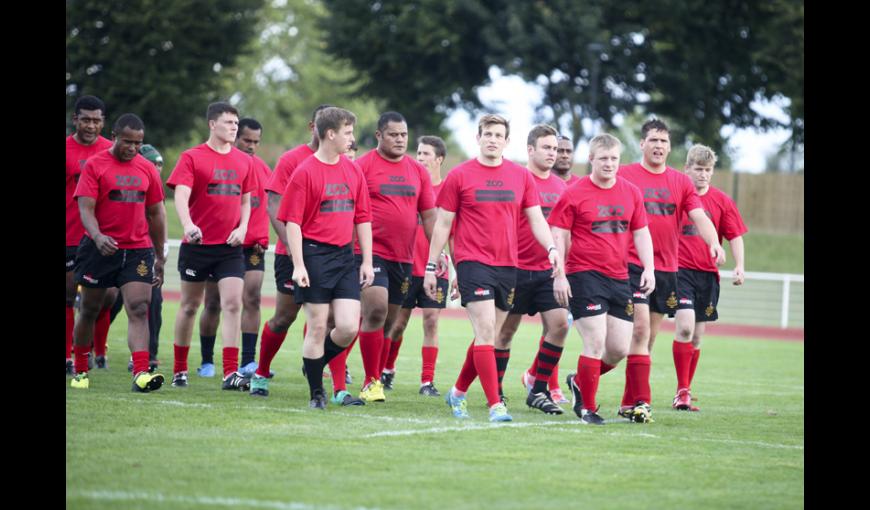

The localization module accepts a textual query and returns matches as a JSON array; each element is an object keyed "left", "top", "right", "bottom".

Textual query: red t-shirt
[
  {"left": 437, "top": 158, "right": 539, "bottom": 267},
  {"left": 678, "top": 185, "right": 747, "bottom": 274},
  {"left": 243, "top": 154, "right": 272, "bottom": 248},
  {"left": 517, "top": 172, "right": 567, "bottom": 271},
  {"left": 565, "top": 173, "right": 581, "bottom": 186},
  {"left": 74, "top": 151, "right": 165, "bottom": 249},
  {"left": 411, "top": 181, "right": 443, "bottom": 276},
  {"left": 166, "top": 143, "right": 256, "bottom": 245},
  {"left": 548, "top": 176, "right": 647, "bottom": 280},
  {"left": 619, "top": 162, "right": 702, "bottom": 272},
  {"left": 278, "top": 155, "right": 372, "bottom": 247},
  {"left": 353, "top": 150, "right": 436, "bottom": 263},
  {"left": 265, "top": 144, "right": 315, "bottom": 255},
  {"left": 66, "top": 135, "right": 113, "bottom": 246}
]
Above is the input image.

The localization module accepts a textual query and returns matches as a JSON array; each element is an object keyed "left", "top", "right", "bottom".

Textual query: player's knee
[
  {"left": 125, "top": 299, "right": 149, "bottom": 321},
  {"left": 78, "top": 301, "right": 102, "bottom": 322},
  {"left": 364, "top": 305, "right": 387, "bottom": 327},
  {"left": 423, "top": 316, "right": 438, "bottom": 335},
  {"left": 179, "top": 301, "right": 201, "bottom": 318},
  {"left": 333, "top": 323, "right": 358, "bottom": 344},
  {"left": 202, "top": 296, "right": 221, "bottom": 315},
  {"left": 676, "top": 325, "right": 694, "bottom": 341},
  {"left": 243, "top": 291, "right": 261, "bottom": 312},
  {"left": 550, "top": 320, "right": 570, "bottom": 341}
]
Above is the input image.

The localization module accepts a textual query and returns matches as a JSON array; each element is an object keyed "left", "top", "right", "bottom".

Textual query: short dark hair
[
  {"left": 418, "top": 135, "right": 447, "bottom": 159},
  {"left": 206, "top": 101, "right": 238, "bottom": 122},
  {"left": 557, "top": 134, "right": 573, "bottom": 144},
  {"left": 312, "top": 104, "right": 334, "bottom": 122},
  {"left": 315, "top": 107, "right": 357, "bottom": 140},
  {"left": 641, "top": 118, "right": 669, "bottom": 140},
  {"left": 527, "top": 124, "right": 558, "bottom": 147},
  {"left": 113, "top": 113, "right": 145, "bottom": 133},
  {"left": 377, "top": 111, "right": 406, "bottom": 132},
  {"left": 238, "top": 117, "right": 262, "bottom": 134},
  {"left": 74, "top": 95, "right": 106, "bottom": 115}
]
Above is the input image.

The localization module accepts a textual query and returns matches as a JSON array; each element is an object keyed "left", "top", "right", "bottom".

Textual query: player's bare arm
[
  {"left": 145, "top": 201, "right": 168, "bottom": 286},
  {"left": 550, "top": 226, "right": 571, "bottom": 307},
  {"left": 424, "top": 208, "right": 455, "bottom": 299},
  {"left": 688, "top": 207, "right": 725, "bottom": 265},
  {"left": 633, "top": 226, "right": 656, "bottom": 296},
  {"left": 355, "top": 221, "right": 375, "bottom": 288},
  {"left": 287, "top": 221, "right": 309, "bottom": 288},
  {"left": 729, "top": 235, "right": 746, "bottom": 285},
  {"left": 173, "top": 185, "right": 201, "bottom": 244},
  {"left": 266, "top": 191, "right": 290, "bottom": 250},
  {"left": 78, "top": 196, "right": 118, "bottom": 256},
  {"left": 226, "top": 192, "right": 251, "bottom": 247}
]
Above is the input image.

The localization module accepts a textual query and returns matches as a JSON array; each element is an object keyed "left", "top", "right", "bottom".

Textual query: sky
[{"left": 445, "top": 68, "right": 800, "bottom": 173}]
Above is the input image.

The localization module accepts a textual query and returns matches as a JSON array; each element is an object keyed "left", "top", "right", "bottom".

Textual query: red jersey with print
[
  {"left": 166, "top": 144, "right": 256, "bottom": 245},
  {"left": 66, "top": 135, "right": 113, "bottom": 246},
  {"left": 517, "top": 172, "right": 567, "bottom": 271},
  {"left": 278, "top": 155, "right": 372, "bottom": 247},
  {"left": 437, "top": 158, "right": 539, "bottom": 267},
  {"left": 74, "top": 151, "right": 165, "bottom": 249},
  {"left": 548, "top": 176, "right": 647, "bottom": 280},
  {"left": 353, "top": 150, "right": 436, "bottom": 263},
  {"left": 678, "top": 185, "right": 747, "bottom": 274},
  {"left": 619, "top": 162, "right": 702, "bottom": 272},
  {"left": 243, "top": 154, "right": 272, "bottom": 248},
  {"left": 266, "top": 144, "right": 315, "bottom": 255},
  {"left": 411, "top": 181, "right": 443, "bottom": 276}
]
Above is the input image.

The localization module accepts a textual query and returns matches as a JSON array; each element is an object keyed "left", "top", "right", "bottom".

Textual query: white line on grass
[
  {"left": 70, "top": 489, "right": 383, "bottom": 510},
  {"left": 364, "top": 420, "right": 576, "bottom": 437}
]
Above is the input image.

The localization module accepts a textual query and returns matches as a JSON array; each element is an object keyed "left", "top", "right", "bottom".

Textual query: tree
[{"left": 66, "top": 0, "right": 265, "bottom": 146}]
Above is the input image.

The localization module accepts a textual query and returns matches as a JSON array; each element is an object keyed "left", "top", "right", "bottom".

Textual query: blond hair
[
  {"left": 685, "top": 144, "right": 717, "bottom": 167},
  {"left": 588, "top": 133, "right": 622, "bottom": 158}
]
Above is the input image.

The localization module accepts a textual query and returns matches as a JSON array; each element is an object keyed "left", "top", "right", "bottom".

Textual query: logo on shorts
[
  {"left": 66, "top": 259, "right": 75, "bottom": 268},
  {"left": 586, "top": 303, "right": 602, "bottom": 311},
  {"left": 83, "top": 274, "right": 98, "bottom": 284},
  {"left": 626, "top": 301, "right": 634, "bottom": 316},
  {"left": 705, "top": 303, "right": 715, "bottom": 317},
  {"left": 136, "top": 260, "right": 149, "bottom": 277},
  {"left": 474, "top": 288, "right": 490, "bottom": 296},
  {"left": 679, "top": 298, "right": 693, "bottom": 305},
  {"left": 373, "top": 266, "right": 382, "bottom": 273},
  {"left": 401, "top": 277, "right": 410, "bottom": 295},
  {"left": 185, "top": 269, "right": 197, "bottom": 277},
  {"left": 249, "top": 253, "right": 261, "bottom": 266},
  {"left": 436, "top": 286, "right": 444, "bottom": 304},
  {"left": 506, "top": 288, "right": 515, "bottom": 306},
  {"left": 284, "top": 280, "right": 295, "bottom": 290},
  {"left": 666, "top": 292, "right": 678, "bottom": 309},
  {"left": 633, "top": 291, "right": 645, "bottom": 299}
]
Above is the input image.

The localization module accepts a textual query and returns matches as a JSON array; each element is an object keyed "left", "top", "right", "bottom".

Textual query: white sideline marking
[
  {"left": 70, "top": 489, "right": 382, "bottom": 510},
  {"left": 365, "top": 420, "right": 572, "bottom": 437},
  {"left": 693, "top": 438, "right": 803, "bottom": 450}
]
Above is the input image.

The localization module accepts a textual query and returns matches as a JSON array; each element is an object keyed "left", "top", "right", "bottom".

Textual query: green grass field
[{"left": 66, "top": 302, "right": 804, "bottom": 510}]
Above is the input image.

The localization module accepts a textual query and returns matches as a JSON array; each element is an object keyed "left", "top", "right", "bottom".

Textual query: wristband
[{"left": 425, "top": 261, "right": 437, "bottom": 273}]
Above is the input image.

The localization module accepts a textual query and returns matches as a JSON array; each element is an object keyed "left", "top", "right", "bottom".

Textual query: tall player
[
  {"left": 66, "top": 95, "right": 115, "bottom": 374},
  {"left": 352, "top": 112, "right": 437, "bottom": 403},
  {"left": 673, "top": 145, "right": 747, "bottom": 411},
  {"left": 424, "top": 114, "right": 562, "bottom": 422},
  {"left": 618, "top": 119, "right": 725, "bottom": 422},
  {"left": 384, "top": 135, "right": 450, "bottom": 397},
  {"left": 70, "top": 113, "right": 167, "bottom": 392},
  {"left": 277, "top": 106, "right": 374, "bottom": 409},
  {"left": 166, "top": 102, "right": 256, "bottom": 391},
  {"left": 491, "top": 124, "right": 569, "bottom": 415},
  {"left": 197, "top": 118, "right": 272, "bottom": 378}
]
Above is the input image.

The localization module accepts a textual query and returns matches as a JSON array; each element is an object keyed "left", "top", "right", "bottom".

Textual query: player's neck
[
  {"left": 206, "top": 137, "right": 233, "bottom": 154},
  {"left": 430, "top": 168, "right": 443, "bottom": 186},
  {"left": 696, "top": 185, "right": 709, "bottom": 196},
  {"left": 528, "top": 164, "right": 550, "bottom": 179},
  {"left": 73, "top": 133, "right": 98, "bottom": 146},
  {"left": 553, "top": 168, "right": 571, "bottom": 180},
  {"left": 314, "top": 145, "right": 342, "bottom": 165},
  {"left": 377, "top": 147, "right": 403, "bottom": 163},
  {"left": 590, "top": 173, "right": 616, "bottom": 189},
  {"left": 477, "top": 155, "right": 503, "bottom": 167},
  {"left": 307, "top": 137, "right": 319, "bottom": 152},
  {"left": 640, "top": 159, "right": 667, "bottom": 174}
]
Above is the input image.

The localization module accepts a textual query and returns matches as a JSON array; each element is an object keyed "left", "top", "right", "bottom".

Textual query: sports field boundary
[{"left": 160, "top": 290, "right": 804, "bottom": 341}]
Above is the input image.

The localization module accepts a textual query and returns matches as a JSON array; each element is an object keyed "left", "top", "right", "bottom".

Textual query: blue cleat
[
  {"left": 196, "top": 363, "right": 215, "bottom": 377},
  {"left": 489, "top": 402, "right": 513, "bottom": 422},
  {"left": 445, "top": 390, "right": 470, "bottom": 419},
  {"left": 239, "top": 361, "right": 258, "bottom": 378}
]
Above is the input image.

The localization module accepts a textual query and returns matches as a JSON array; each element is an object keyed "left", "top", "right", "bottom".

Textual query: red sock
[
  {"left": 688, "top": 348, "right": 701, "bottom": 388},
  {"left": 74, "top": 344, "right": 90, "bottom": 374},
  {"left": 328, "top": 347, "right": 349, "bottom": 393},
  {"left": 527, "top": 335, "right": 545, "bottom": 378},
  {"left": 548, "top": 362, "right": 561, "bottom": 390},
  {"left": 222, "top": 347, "right": 239, "bottom": 377},
  {"left": 628, "top": 354, "right": 652, "bottom": 404},
  {"left": 174, "top": 344, "right": 190, "bottom": 374},
  {"left": 358, "top": 329, "right": 384, "bottom": 385},
  {"left": 421, "top": 345, "right": 438, "bottom": 384},
  {"left": 577, "top": 356, "right": 602, "bottom": 411},
  {"left": 455, "top": 340, "right": 477, "bottom": 392},
  {"left": 93, "top": 307, "right": 111, "bottom": 356},
  {"left": 66, "top": 306, "right": 75, "bottom": 359},
  {"left": 385, "top": 335, "right": 403, "bottom": 371},
  {"left": 379, "top": 336, "right": 392, "bottom": 374},
  {"left": 673, "top": 340, "right": 694, "bottom": 390},
  {"left": 621, "top": 364, "right": 634, "bottom": 407},
  {"left": 256, "top": 322, "right": 288, "bottom": 378},
  {"left": 473, "top": 345, "right": 501, "bottom": 407},
  {"left": 600, "top": 362, "right": 616, "bottom": 376},
  {"left": 132, "top": 350, "right": 149, "bottom": 375}
]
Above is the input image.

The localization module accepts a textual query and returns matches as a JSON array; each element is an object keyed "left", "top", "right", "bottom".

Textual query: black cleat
[
  {"left": 580, "top": 408, "right": 605, "bottom": 425},
  {"left": 380, "top": 371, "right": 395, "bottom": 391},
  {"left": 419, "top": 382, "right": 441, "bottom": 397},
  {"left": 66, "top": 359, "right": 75, "bottom": 376},
  {"left": 95, "top": 355, "right": 108, "bottom": 369},
  {"left": 332, "top": 390, "right": 365, "bottom": 406},
  {"left": 87, "top": 352, "right": 95, "bottom": 370},
  {"left": 309, "top": 388, "right": 327, "bottom": 410},
  {"left": 526, "top": 391, "right": 564, "bottom": 415},
  {"left": 149, "top": 359, "right": 159, "bottom": 373},
  {"left": 565, "top": 372, "right": 584, "bottom": 419},
  {"left": 222, "top": 371, "right": 251, "bottom": 391},
  {"left": 629, "top": 401, "right": 654, "bottom": 423},
  {"left": 171, "top": 371, "right": 189, "bottom": 388}
]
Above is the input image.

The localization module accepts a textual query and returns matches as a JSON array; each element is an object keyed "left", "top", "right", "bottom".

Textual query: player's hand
[
  {"left": 710, "top": 243, "right": 726, "bottom": 266},
  {"left": 359, "top": 262, "right": 374, "bottom": 288},
  {"left": 152, "top": 257, "right": 165, "bottom": 287},
  {"left": 226, "top": 227, "right": 246, "bottom": 247},
  {"left": 292, "top": 265, "right": 310, "bottom": 288},
  {"left": 423, "top": 272, "right": 438, "bottom": 300},
  {"left": 94, "top": 233, "right": 119, "bottom": 256},
  {"left": 732, "top": 266, "right": 745, "bottom": 286},
  {"left": 639, "top": 268, "right": 656, "bottom": 296},
  {"left": 548, "top": 247, "right": 562, "bottom": 276},
  {"left": 450, "top": 278, "right": 460, "bottom": 301},
  {"left": 254, "top": 242, "right": 267, "bottom": 255},
  {"left": 436, "top": 253, "right": 450, "bottom": 279},
  {"left": 184, "top": 225, "right": 203, "bottom": 245},
  {"left": 553, "top": 275, "right": 572, "bottom": 308}
]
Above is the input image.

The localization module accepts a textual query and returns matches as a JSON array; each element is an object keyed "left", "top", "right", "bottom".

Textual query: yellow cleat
[
  {"left": 359, "top": 377, "right": 386, "bottom": 403},
  {"left": 70, "top": 372, "right": 90, "bottom": 389},
  {"left": 132, "top": 371, "right": 165, "bottom": 393}
]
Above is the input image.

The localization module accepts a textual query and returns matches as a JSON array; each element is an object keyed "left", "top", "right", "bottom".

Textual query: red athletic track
[{"left": 161, "top": 290, "right": 803, "bottom": 342}]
